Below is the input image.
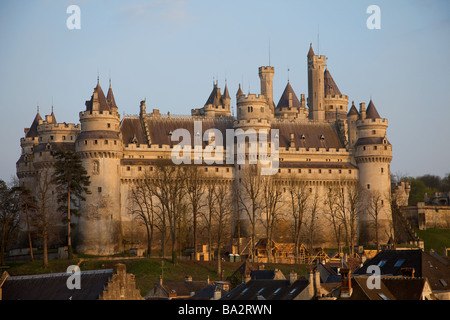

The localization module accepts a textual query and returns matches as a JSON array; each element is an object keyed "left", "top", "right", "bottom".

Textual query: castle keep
[{"left": 17, "top": 45, "right": 393, "bottom": 255}]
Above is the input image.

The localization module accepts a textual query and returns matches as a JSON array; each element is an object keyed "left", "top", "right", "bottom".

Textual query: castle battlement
[
  {"left": 237, "top": 93, "right": 267, "bottom": 104},
  {"left": 358, "top": 118, "right": 388, "bottom": 125},
  {"left": 324, "top": 94, "right": 349, "bottom": 100},
  {"left": 79, "top": 110, "right": 120, "bottom": 119}
]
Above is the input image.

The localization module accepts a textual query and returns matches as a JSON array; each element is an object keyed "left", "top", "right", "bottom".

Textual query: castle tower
[
  {"left": 323, "top": 68, "right": 348, "bottom": 121},
  {"left": 258, "top": 66, "right": 275, "bottom": 112},
  {"left": 354, "top": 99, "right": 393, "bottom": 246},
  {"left": 307, "top": 43, "right": 326, "bottom": 121},
  {"left": 233, "top": 67, "right": 275, "bottom": 239},
  {"left": 347, "top": 101, "right": 360, "bottom": 149},
  {"left": 75, "top": 79, "right": 123, "bottom": 255}
]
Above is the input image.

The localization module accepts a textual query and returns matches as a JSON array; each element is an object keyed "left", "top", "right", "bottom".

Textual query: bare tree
[
  {"left": 324, "top": 184, "right": 343, "bottom": 253},
  {"left": 235, "top": 164, "right": 264, "bottom": 262},
  {"left": 147, "top": 161, "right": 187, "bottom": 263},
  {"left": 305, "top": 188, "right": 320, "bottom": 252},
  {"left": 366, "top": 190, "right": 385, "bottom": 251},
  {"left": 288, "top": 177, "right": 309, "bottom": 260},
  {"left": 129, "top": 179, "right": 156, "bottom": 256},
  {"left": 213, "top": 182, "right": 232, "bottom": 276},
  {"left": 33, "top": 168, "right": 58, "bottom": 267},
  {"left": 260, "top": 175, "right": 284, "bottom": 263},
  {"left": 184, "top": 166, "right": 206, "bottom": 261},
  {"left": 345, "top": 180, "right": 364, "bottom": 256}
]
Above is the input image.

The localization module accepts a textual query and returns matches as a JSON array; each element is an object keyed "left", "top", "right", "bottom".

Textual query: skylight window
[
  {"left": 257, "top": 288, "right": 265, "bottom": 294},
  {"left": 378, "top": 260, "right": 387, "bottom": 267},
  {"left": 289, "top": 288, "right": 297, "bottom": 295},
  {"left": 378, "top": 293, "right": 389, "bottom": 300},
  {"left": 394, "top": 259, "right": 405, "bottom": 267},
  {"left": 439, "top": 279, "right": 448, "bottom": 287},
  {"left": 274, "top": 288, "right": 281, "bottom": 294},
  {"left": 240, "top": 288, "right": 249, "bottom": 295}
]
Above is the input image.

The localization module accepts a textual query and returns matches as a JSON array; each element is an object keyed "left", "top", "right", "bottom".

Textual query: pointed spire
[
  {"left": 236, "top": 83, "right": 244, "bottom": 98},
  {"left": 107, "top": 79, "right": 117, "bottom": 109},
  {"left": 85, "top": 78, "right": 110, "bottom": 112},
  {"left": 366, "top": 99, "right": 381, "bottom": 119},
  {"left": 25, "top": 109, "right": 43, "bottom": 138},
  {"left": 308, "top": 43, "right": 315, "bottom": 57},
  {"left": 223, "top": 82, "right": 231, "bottom": 100},
  {"left": 347, "top": 101, "right": 359, "bottom": 117},
  {"left": 276, "top": 82, "right": 301, "bottom": 109},
  {"left": 324, "top": 68, "right": 342, "bottom": 96}
]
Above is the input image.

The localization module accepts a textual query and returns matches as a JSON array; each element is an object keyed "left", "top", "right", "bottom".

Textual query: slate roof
[
  {"left": 25, "top": 112, "right": 42, "bottom": 138},
  {"left": 276, "top": 82, "right": 302, "bottom": 109},
  {"left": 365, "top": 99, "right": 381, "bottom": 119},
  {"left": 1, "top": 269, "right": 113, "bottom": 300},
  {"left": 85, "top": 82, "right": 110, "bottom": 113},
  {"left": 353, "top": 249, "right": 450, "bottom": 293},
  {"left": 107, "top": 84, "right": 117, "bottom": 109},
  {"left": 220, "top": 279, "right": 309, "bottom": 300},
  {"left": 271, "top": 121, "right": 344, "bottom": 149},
  {"left": 324, "top": 69, "right": 342, "bottom": 96},
  {"left": 190, "top": 284, "right": 228, "bottom": 300}
]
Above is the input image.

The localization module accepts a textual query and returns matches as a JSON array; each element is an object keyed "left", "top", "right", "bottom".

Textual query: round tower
[
  {"left": 74, "top": 80, "right": 123, "bottom": 255},
  {"left": 354, "top": 100, "right": 392, "bottom": 246}
]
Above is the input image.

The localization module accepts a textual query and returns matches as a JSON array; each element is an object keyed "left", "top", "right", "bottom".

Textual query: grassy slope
[{"left": 415, "top": 228, "right": 450, "bottom": 254}]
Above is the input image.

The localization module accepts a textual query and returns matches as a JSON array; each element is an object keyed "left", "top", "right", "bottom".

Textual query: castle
[{"left": 17, "top": 44, "right": 394, "bottom": 255}]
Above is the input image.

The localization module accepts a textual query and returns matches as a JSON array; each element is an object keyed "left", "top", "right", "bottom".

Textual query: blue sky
[{"left": 0, "top": 0, "right": 449, "bottom": 182}]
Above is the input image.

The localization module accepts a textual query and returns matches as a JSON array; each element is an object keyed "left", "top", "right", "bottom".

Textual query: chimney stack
[
  {"left": 289, "top": 271, "right": 297, "bottom": 285},
  {"left": 401, "top": 267, "right": 415, "bottom": 277},
  {"left": 340, "top": 268, "right": 352, "bottom": 298}
]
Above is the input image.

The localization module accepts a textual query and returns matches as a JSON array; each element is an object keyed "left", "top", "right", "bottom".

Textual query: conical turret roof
[
  {"left": 324, "top": 69, "right": 342, "bottom": 96},
  {"left": 308, "top": 43, "right": 315, "bottom": 57},
  {"left": 347, "top": 101, "right": 359, "bottom": 117},
  {"left": 25, "top": 110, "right": 42, "bottom": 138},
  {"left": 366, "top": 99, "right": 381, "bottom": 119},
  {"left": 236, "top": 83, "right": 244, "bottom": 98},
  {"left": 276, "top": 82, "right": 302, "bottom": 109},
  {"left": 85, "top": 80, "right": 110, "bottom": 112},
  {"left": 107, "top": 80, "right": 117, "bottom": 109}
]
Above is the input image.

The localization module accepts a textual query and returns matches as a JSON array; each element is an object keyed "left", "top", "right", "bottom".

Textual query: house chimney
[
  {"left": 401, "top": 267, "right": 415, "bottom": 277},
  {"left": 307, "top": 271, "right": 315, "bottom": 298},
  {"left": 258, "top": 264, "right": 265, "bottom": 270},
  {"left": 159, "top": 275, "right": 163, "bottom": 286},
  {"left": 340, "top": 268, "right": 352, "bottom": 298},
  {"left": 314, "top": 271, "right": 321, "bottom": 296},
  {"left": 289, "top": 272, "right": 297, "bottom": 285},
  {"left": 244, "top": 273, "right": 251, "bottom": 283},
  {"left": 213, "top": 287, "right": 222, "bottom": 300},
  {"left": 185, "top": 275, "right": 192, "bottom": 282}
]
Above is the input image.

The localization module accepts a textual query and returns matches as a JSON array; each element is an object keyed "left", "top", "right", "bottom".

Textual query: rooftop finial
[{"left": 287, "top": 66, "right": 290, "bottom": 83}]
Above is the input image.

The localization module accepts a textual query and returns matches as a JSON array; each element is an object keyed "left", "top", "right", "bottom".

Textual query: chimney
[
  {"left": 185, "top": 275, "right": 192, "bottom": 282},
  {"left": 307, "top": 271, "right": 315, "bottom": 298},
  {"left": 258, "top": 264, "right": 265, "bottom": 270},
  {"left": 290, "top": 133, "right": 295, "bottom": 148},
  {"left": 289, "top": 272, "right": 297, "bottom": 285},
  {"left": 159, "top": 275, "right": 163, "bottom": 286},
  {"left": 401, "top": 267, "right": 415, "bottom": 277},
  {"left": 213, "top": 287, "right": 222, "bottom": 300},
  {"left": 340, "top": 268, "right": 352, "bottom": 298},
  {"left": 244, "top": 273, "right": 251, "bottom": 283},
  {"left": 314, "top": 270, "right": 321, "bottom": 296},
  {"left": 300, "top": 94, "right": 305, "bottom": 108},
  {"left": 359, "top": 103, "right": 366, "bottom": 120}
]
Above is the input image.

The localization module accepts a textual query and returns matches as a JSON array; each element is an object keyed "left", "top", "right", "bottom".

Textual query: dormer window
[
  {"left": 300, "top": 134, "right": 306, "bottom": 140},
  {"left": 319, "top": 134, "right": 325, "bottom": 140}
]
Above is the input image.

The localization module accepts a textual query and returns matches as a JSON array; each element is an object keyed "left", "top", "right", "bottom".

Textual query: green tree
[
  {"left": 53, "top": 150, "right": 91, "bottom": 258},
  {"left": 0, "top": 180, "right": 21, "bottom": 265}
]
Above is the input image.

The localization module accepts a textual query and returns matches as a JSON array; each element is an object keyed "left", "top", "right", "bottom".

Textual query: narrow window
[{"left": 98, "top": 187, "right": 102, "bottom": 193}]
